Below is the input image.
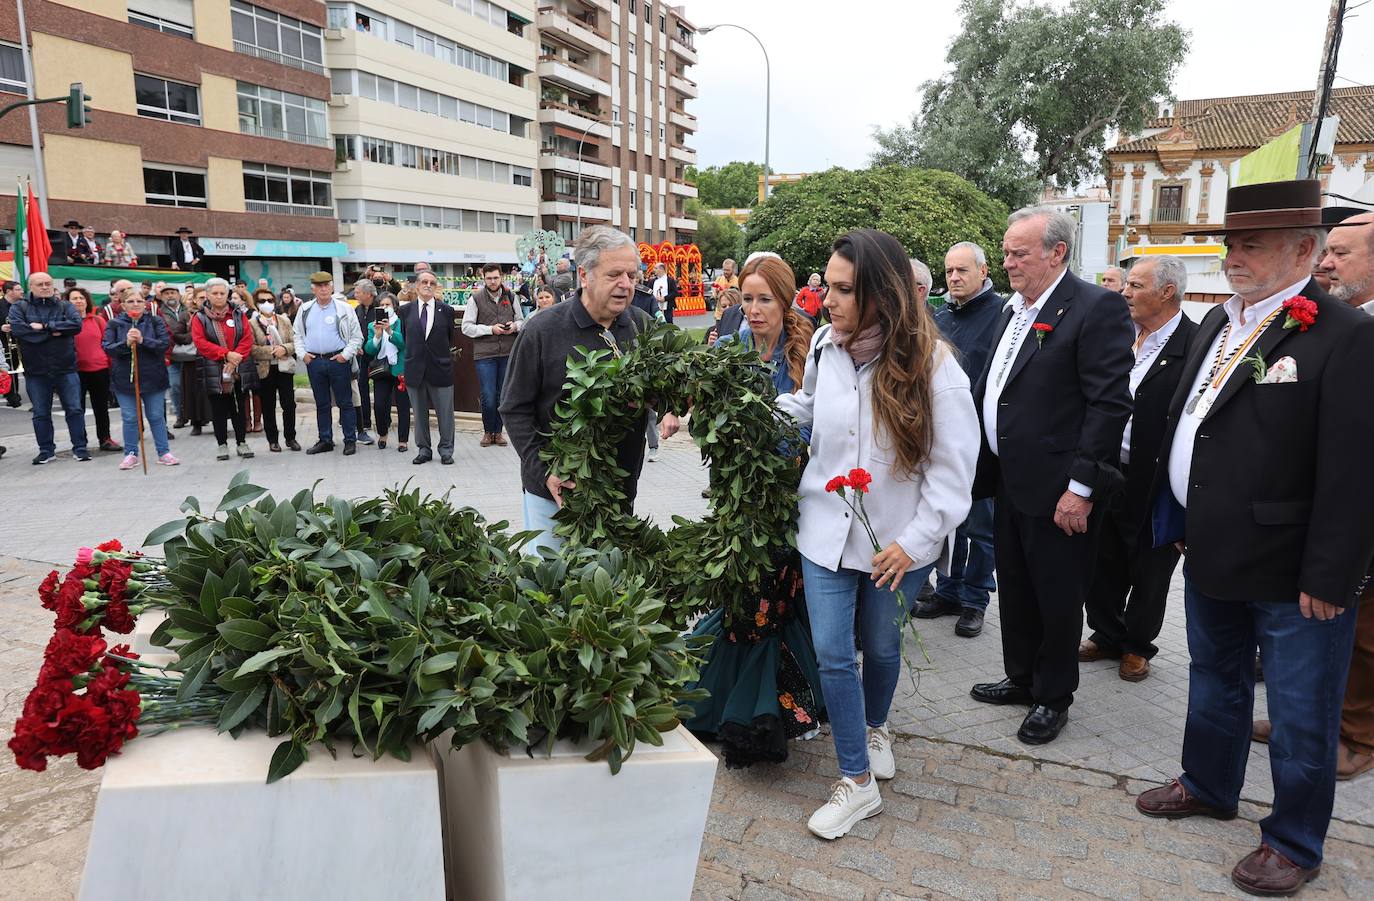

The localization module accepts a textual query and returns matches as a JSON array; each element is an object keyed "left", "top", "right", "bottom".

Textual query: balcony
[
  {"left": 538, "top": 101, "right": 611, "bottom": 137},
  {"left": 539, "top": 146, "right": 612, "bottom": 180},
  {"left": 537, "top": 6, "right": 612, "bottom": 55},
  {"left": 234, "top": 40, "right": 326, "bottom": 75},
  {"left": 246, "top": 200, "right": 336, "bottom": 219},
  {"left": 669, "top": 37, "right": 698, "bottom": 64},
  {"left": 1152, "top": 207, "right": 1184, "bottom": 223},
  {"left": 537, "top": 56, "right": 612, "bottom": 99},
  {"left": 669, "top": 144, "right": 697, "bottom": 165},
  {"left": 669, "top": 216, "right": 697, "bottom": 232},
  {"left": 670, "top": 74, "right": 698, "bottom": 98},
  {"left": 669, "top": 181, "right": 698, "bottom": 198},
  {"left": 669, "top": 109, "right": 696, "bottom": 131},
  {"left": 540, "top": 199, "right": 612, "bottom": 221}
]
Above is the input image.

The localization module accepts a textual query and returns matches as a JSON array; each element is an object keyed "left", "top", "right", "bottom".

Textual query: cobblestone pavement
[{"left": 0, "top": 402, "right": 1371, "bottom": 900}]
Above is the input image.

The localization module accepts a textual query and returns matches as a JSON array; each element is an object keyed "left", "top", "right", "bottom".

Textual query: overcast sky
[{"left": 684, "top": 0, "right": 1374, "bottom": 175}]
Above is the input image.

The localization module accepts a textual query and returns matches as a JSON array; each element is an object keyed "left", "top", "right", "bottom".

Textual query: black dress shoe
[
  {"left": 440, "top": 454, "right": 453, "bottom": 465},
  {"left": 172, "top": 419, "right": 188, "bottom": 429},
  {"left": 955, "top": 608, "right": 985, "bottom": 637},
  {"left": 970, "top": 678, "right": 1034, "bottom": 706},
  {"left": 190, "top": 425, "right": 203, "bottom": 436},
  {"left": 305, "top": 440, "right": 335, "bottom": 455},
  {"left": 413, "top": 450, "right": 432, "bottom": 465},
  {"left": 1018, "top": 705, "right": 1068, "bottom": 745},
  {"left": 913, "top": 596, "right": 962, "bottom": 619},
  {"left": 343, "top": 441, "right": 357, "bottom": 456},
  {"left": 287, "top": 439, "right": 301, "bottom": 452}
]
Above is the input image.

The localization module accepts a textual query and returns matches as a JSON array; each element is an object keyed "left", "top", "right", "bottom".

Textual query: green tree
[
  {"left": 871, "top": 0, "right": 1189, "bottom": 208},
  {"left": 689, "top": 201, "right": 745, "bottom": 269},
  {"left": 685, "top": 161, "right": 765, "bottom": 209},
  {"left": 743, "top": 167, "right": 1009, "bottom": 292}
]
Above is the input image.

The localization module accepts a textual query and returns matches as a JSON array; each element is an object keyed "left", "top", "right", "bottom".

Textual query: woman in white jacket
[{"left": 777, "top": 229, "right": 979, "bottom": 839}]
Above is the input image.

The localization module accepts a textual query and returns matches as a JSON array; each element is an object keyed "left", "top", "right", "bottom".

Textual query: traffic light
[{"left": 66, "top": 83, "right": 91, "bottom": 129}]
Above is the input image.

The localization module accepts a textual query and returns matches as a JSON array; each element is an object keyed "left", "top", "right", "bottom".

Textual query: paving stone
[
  {"left": 932, "top": 811, "right": 991, "bottom": 837},
  {"left": 889, "top": 778, "right": 958, "bottom": 805},
  {"left": 969, "top": 843, "right": 1053, "bottom": 880},
  {"left": 970, "top": 792, "right": 1048, "bottom": 823},
  {"left": 1013, "top": 822, "right": 1089, "bottom": 859},
  {"left": 788, "top": 868, "right": 865, "bottom": 900},
  {"left": 847, "top": 816, "right": 881, "bottom": 840},
  {"left": 1061, "top": 869, "right": 1142, "bottom": 900},
  {"left": 707, "top": 811, "right": 753, "bottom": 843},
  {"left": 1182, "top": 862, "right": 1248, "bottom": 897},
  {"left": 1143, "top": 828, "right": 1229, "bottom": 864},
  {"left": 1056, "top": 812, "right": 1133, "bottom": 842},
  {"left": 1102, "top": 847, "right": 1182, "bottom": 886},
  {"left": 930, "top": 763, "right": 997, "bottom": 788},
  {"left": 836, "top": 847, "right": 895, "bottom": 882},
  {"left": 1003, "top": 777, "right": 1082, "bottom": 806},
  {"left": 706, "top": 844, "right": 781, "bottom": 882},
  {"left": 909, "top": 865, "right": 998, "bottom": 901},
  {"left": 739, "top": 883, "right": 807, "bottom": 901},
  {"left": 875, "top": 891, "right": 921, "bottom": 901},
  {"left": 890, "top": 826, "right": 963, "bottom": 861},
  {"left": 751, "top": 827, "right": 825, "bottom": 861},
  {"left": 879, "top": 797, "right": 922, "bottom": 825}
]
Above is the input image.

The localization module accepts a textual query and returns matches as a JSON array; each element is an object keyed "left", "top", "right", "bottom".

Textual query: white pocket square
[{"left": 1259, "top": 356, "right": 1298, "bottom": 384}]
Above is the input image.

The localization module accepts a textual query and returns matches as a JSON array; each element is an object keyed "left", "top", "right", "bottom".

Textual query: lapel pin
[{"left": 1057, "top": 308, "right": 1063, "bottom": 315}]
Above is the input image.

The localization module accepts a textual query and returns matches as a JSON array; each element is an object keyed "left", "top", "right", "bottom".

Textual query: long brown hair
[
  {"left": 831, "top": 229, "right": 944, "bottom": 477},
  {"left": 738, "top": 255, "right": 814, "bottom": 390}
]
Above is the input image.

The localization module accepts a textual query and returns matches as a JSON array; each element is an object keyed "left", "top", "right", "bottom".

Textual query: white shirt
[
  {"left": 1168, "top": 278, "right": 1308, "bottom": 507},
  {"left": 179, "top": 238, "right": 195, "bottom": 262},
  {"left": 1120, "top": 310, "right": 1184, "bottom": 464},
  {"left": 417, "top": 298, "right": 435, "bottom": 340},
  {"left": 652, "top": 275, "right": 668, "bottom": 302},
  {"left": 1360, "top": 298, "right": 1374, "bottom": 317}
]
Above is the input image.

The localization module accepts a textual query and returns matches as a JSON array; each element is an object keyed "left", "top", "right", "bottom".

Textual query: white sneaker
[
  {"left": 807, "top": 776, "right": 882, "bottom": 840},
  {"left": 867, "top": 723, "right": 896, "bottom": 780},
  {"left": 646, "top": 446, "right": 659, "bottom": 461}
]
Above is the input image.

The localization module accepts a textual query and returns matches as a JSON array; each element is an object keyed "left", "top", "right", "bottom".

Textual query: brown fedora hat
[{"left": 1183, "top": 179, "right": 1326, "bottom": 236}]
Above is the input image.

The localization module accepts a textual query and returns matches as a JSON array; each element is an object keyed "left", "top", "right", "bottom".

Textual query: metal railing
[
  {"left": 241, "top": 123, "right": 332, "bottom": 149},
  {"left": 1153, "top": 207, "right": 1184, "bottom": 223},
  {"left": 246, "top": 200, "right": 336, "bottom": 218},
  {"left": 233, "top": 41, "right": 326, "bottom": 76}
]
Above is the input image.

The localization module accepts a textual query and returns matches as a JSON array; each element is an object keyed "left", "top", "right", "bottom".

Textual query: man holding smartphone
[{"left": 462, "top": 262, "right": 523, "bottom": 448}]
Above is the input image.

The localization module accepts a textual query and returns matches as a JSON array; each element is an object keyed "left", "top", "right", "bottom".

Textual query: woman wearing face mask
[
  {"left": 777, "top": 230, "right": 978, "bottom": 839},
  {"left": 363, "top": 294, "right": 410, "bottom": 452},
  {"left": 68, "top": 288, "right": 121, "bottom": 453},
  {"left": 191, "top": 278, "right": 257, "bottom": 461},
  {"left": 250, "top": 297, "right": 300, "bottom": 452},
  {"left": 101, "top": 289, "right": 177, "bottom": 469}
]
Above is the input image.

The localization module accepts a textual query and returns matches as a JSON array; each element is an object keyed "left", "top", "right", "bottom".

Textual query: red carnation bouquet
[{"left": 11, "top": 539, "right": 222, "bottom": 772}]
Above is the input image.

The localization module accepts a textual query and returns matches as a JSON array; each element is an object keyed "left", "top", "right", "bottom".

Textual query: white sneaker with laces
[
  {"left": 807, "top": 775, "right": 882, "bottom": 840},
  {"left": 119, "top": 453, "right": 138, "bottom": 471},
  {"left": 867, "top": 723, "right": 895, "bottom": 780}
]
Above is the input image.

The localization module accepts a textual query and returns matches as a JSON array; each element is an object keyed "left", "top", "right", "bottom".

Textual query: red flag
[{"left": 24, "top": 183, "right": 51, "bottom": 276}]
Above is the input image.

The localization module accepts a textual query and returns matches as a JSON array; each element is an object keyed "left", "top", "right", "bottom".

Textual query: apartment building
[
  {"left": 323, "top": 0, "right": 539, "bottom": 275},
  {"left": 0, "top": 0, "right": 343, "bottom": 287},
  {"left": 535, "top": 0, "right": 697, "bottom": 245}
]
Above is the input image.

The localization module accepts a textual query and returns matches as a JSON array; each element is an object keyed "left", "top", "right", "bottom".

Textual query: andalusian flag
[
  {"left": 1230, "top": 125, "right": 1302, "bottom": 188},
  {"left": 13, "top": 181, "right": 26, "bottom": 289}
]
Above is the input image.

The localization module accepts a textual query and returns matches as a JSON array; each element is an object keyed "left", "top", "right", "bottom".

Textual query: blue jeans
[
  {"left": 306, "top": 357, "right": 357, "bottom": 443},
  {"left": 802, "top": 555, "right": 936, "bottom": 778},
  {"left": 26, "top": 370, "right": 87, "bottom": 455},
  {"left": 934, "top": 498, "right": 995, "bottom": 611},
  {"left": 115, "top": 389, "right": 170, "bottom": 457},
  {"left": 1179, "top": 577, "right": 1359, "bottom": 869},
  {"left": 521, "top": 491, "right": 563, "bottom": 557},
  {"left": 166, "top": 363, "right": 182, "bottom": 420},
  {"left": 475, "top": 356, "right": 508, "bottom": 435}
]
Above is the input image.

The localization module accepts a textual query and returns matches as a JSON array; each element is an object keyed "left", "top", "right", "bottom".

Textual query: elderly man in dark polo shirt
[{"left": 500, "top": 226, "right": 679, "bottom": 554}]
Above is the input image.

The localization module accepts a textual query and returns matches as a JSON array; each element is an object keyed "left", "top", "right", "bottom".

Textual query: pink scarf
[{"left": 831, "top": 323, "right": 884, "bottom": 365}]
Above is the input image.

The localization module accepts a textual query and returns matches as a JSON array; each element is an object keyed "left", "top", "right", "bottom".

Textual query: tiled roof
[{"left": 1111, "top": 86, "right": 1374, "bottom": 154}]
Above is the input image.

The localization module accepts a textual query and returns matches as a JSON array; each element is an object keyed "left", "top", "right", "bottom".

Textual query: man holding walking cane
[{"left": 103, "top": 292, "right": 178, "bottom": 470}]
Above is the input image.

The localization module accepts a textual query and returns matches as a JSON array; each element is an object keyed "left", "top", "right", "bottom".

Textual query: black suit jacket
[
  {"left": 168, "top": 236, "right": 205, "bottom": 269},
  {"left": 65, "top": 234, "right": 97, "bottom": 265},
  {"left": 972, "top": 270, "right": 1135, "bottom": 515},
  {"left": 1151, "top": 281, "right": 1374, "bottom": 606},
  {"left": 1120, "top": 313, "right": 1197, "bottom": 529},
  {"left": 397, "top": 299, "right": 457, "bottom": 388}
]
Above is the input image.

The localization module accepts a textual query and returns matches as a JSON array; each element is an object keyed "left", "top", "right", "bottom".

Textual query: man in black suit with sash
[
  {"left": 1080, "top": 255, "right": 1197, "bottom": 682},
  {"left": 968, "top": 206, "right": 1135, "bottom": 745},
  {"left": 397, "top": 270, "right": 457, "bottom": 465},
  {"left": 1135, "top": 180, "right": 1374, "bottom": 897}
]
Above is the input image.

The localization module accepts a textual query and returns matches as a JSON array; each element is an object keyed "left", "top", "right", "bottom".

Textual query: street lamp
[
  {"left": 698, "top": 23, "right": 770, "bottom": 202},
  {"left": 576, "top": 115, "right": 621, "bottom": 234}
]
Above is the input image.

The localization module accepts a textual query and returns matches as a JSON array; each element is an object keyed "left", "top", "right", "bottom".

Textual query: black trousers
[
  {"left": 1084, "top": 481, "right": 1181, "bottom": 659},
  {"left": 355, "top": 361, "right": 372, "bottom": 430},
  {"left": 995, "top": 487, "right": 1105, "bottom": 712},
  {"left": 207, "top": 387, "right": 247, "bottom": 446},
  {"left": 78, "top": 369, "right": 112, "bottom": 443},
  {"left": 372, "top": 375, "right": 410, "bottom": 441},
  {"left": 257, "top": 369, "right": 296, "bottom": 445}
]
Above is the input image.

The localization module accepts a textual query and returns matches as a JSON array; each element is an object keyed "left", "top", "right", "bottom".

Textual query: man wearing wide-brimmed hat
[
  {"left": 1135, "top": 180, "right": 1374, "bottom": 896},
  {"left": 62, "top": 220, "right": 98, "bottom": 266},
  {"left": 169, "top": 226, "right": 204, "bottom": 272}
]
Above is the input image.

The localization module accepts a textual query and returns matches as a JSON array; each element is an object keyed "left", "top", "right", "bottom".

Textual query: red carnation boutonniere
[
  {"left": 1281, "top": 296, "right": 1318, "bottom": 332},
  {"left": 1032, "top": 322, "right": 1054, "bottom": 347}
]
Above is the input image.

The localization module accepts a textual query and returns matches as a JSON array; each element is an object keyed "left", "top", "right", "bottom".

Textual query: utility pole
[
  {"left": 1304, "top": 0, "right": 1346, "bottom": 179},
  {"left": 15, "top": 0, "right": 50, "bottom": 223}
]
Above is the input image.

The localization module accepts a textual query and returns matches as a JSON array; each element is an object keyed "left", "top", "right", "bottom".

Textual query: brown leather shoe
[
  {"left": 479, "top": 432, "right": 493, "bottom": 447},
  {"left": 1337, "top": 742, "right": 1374, "bottom": 781},
  {"left": 1119, "top": 653, "right": 1150, "bottom": 682},
  {"left": 1135, "top": 778, "right": 1237, "bottom": 820},
  {"left": 1252, "top": 720, "right": 1272, "bottom": 744},
  {"left": 1231, "top": 844, "right": 1318, "bottom": 896},
  {"left": 1078, "top": 639, "right": 1120, "bottom": 662},
  {"left": 493, "top": 431, "right": 508, "bottom": 446}
]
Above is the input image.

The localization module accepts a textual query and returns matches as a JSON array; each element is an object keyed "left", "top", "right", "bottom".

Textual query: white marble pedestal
[
  {"left": 434, "top": 726, "right": 718, "bottom": 901},
  {"left": 128, "top": 609, "right": 169, "bottom": 658},
  {"left": 80, "top": 728, "right": 446, "bottom": 901}
]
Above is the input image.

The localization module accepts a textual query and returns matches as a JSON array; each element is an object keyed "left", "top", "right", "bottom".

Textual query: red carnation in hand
[
  {"left": 1282, "top": 296, "right": 1318, "bottom": 332},
  {"left": 825, "top": 475, "right": 849, "bottom": 493},
  {"left": 847, "top": 468, "right": 874, "bottom": 493}
]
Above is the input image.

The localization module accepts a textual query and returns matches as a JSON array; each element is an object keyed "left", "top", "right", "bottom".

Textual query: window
[
  {"left": 512, "top": 166, "right": 533, "bottom": 187},
  {"left": 0, "top": 44, "right": 25, "bottom": 94},
  {"left": 144, "top": 165, "right": 207, "bottom": 207},
  {"left": 329, "top": 70, "right": 514, "bottom": 135},
  {"left": 629, "top": 189, "right": 637, "bottom": 209},
  {"left": 612, "top": 105, "right": 621, "bottom": 123},
  {"left": 237, "top": 82, "right": 329, "bottom": 147},
  {"left": 243, "top": 162, "right": 333, "bottom": 217},
  {"left": 232, "top": 2, "right": 324, "bottom": 74},
  {"left": 129, "top": 0, "right": 194, "bottom": 38},
  {"left": 333, "top": 3, "right": 509, "bottom": 82},
  {"left": 1153, "top": 183, "right": 1186, "bottom": 223},
  {"left": 335, "top": 134, "right": 533, "bottom": 189},
  {"left": 135, "top": 75, "right": 201, "bottom": 125},
  {"left": 628, "top": 38, "right": 635, "bottom": 55},
  {"left": 660, "top": 14, "right": 666, "bottom": 32}
]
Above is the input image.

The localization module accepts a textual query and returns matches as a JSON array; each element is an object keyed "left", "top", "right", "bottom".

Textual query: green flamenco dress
[{"left": 685, "top": 548, "right": 827, "bottom": 768}]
